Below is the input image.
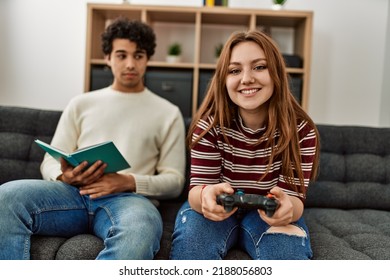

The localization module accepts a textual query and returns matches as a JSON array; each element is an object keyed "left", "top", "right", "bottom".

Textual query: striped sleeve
[{"left": 189, "top": 118, "right": 222, "bottom": 189}]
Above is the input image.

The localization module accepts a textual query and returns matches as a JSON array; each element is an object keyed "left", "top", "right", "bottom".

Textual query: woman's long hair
[{"left": 188, "top": 30, "right": 320, "bottom": 195}]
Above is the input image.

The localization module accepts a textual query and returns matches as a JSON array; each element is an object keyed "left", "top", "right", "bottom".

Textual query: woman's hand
[
  {"left": 192, "top": 183, "right": 238, "bottom": 222},
  {"left": 258, "top": 186, "right": 304, "bottom": 226}
]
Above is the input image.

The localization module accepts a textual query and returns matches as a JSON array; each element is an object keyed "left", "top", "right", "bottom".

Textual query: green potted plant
[
  {"left": 166, "top": 43, "right": 182, "bottom": 63},
  {"left": 214, "top": 43, "right": 223, "bottom": 61}
]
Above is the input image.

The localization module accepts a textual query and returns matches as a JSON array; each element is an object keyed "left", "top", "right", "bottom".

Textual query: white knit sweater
[{"left": 40, "top": 87, "right": 186, "bottom": 199}]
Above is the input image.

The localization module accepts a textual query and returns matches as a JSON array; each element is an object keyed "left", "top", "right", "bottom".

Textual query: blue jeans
[
  {"left": 0, "top": 179, "right": 162, "bottom": 260},
  {"left": 170, "top": 201, "right": 312, "bottom": 260}
]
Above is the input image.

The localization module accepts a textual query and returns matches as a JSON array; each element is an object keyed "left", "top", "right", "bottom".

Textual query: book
[{"left": 35, "top": 139, "right": 131, "bottom": 173}]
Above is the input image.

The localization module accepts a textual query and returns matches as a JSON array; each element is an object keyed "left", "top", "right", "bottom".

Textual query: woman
[{"left": 170, "top": 30, "right": 320, "bottom": 260}]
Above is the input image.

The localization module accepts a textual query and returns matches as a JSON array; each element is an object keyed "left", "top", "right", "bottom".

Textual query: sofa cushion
[
  {"left": 30, "top": 235, "right": 67, "bottom": 260},
  {"left": 55, "top": 234, "right": 104, "bottom": 260},
  {"left": 0, "top": 106, "right": 61, "bottom": 184},
  {"left": 305, "top": 125, "right": 390, "bottom": 210},
  {"left": 306, "top": 181, "right": 390, "bottom": 210},
  {"left": 317, "top": 125, "right": 390, "bottom": 156},
  {"left": 304, "top": 208, "right": 390, "bottom": 259}
]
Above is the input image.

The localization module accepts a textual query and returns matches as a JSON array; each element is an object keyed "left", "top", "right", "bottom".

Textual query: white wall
[
  {"left": 380, "top": 1, "right": 390, "bottom": 126},
  {"left": 1, "top": 0, "right": 389, "bottom": 127}
]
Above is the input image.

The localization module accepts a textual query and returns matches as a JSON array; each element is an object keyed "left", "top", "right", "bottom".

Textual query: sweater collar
[
  {"left": 236, "top": 114, "right": 266, "bottom": 136},
  {"left": 108, "top": 86, "right": 149, "bottom": 96}
]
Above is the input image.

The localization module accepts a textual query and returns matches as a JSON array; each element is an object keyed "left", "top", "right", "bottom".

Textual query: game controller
[{"left": 216, "top": 190, "right": 279, "bottom": 217}]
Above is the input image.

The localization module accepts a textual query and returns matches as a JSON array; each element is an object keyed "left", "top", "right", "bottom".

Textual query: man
[{"left": 0, "top": 18, "right": 185, "bottom": 260}]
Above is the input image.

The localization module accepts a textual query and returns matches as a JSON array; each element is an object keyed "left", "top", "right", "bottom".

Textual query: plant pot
[
  {"left": 166, "top": 55, "right": 182, "bottom": 63},
  {"left": 271, "top": 0, "right": 287, "bottom": 10}
]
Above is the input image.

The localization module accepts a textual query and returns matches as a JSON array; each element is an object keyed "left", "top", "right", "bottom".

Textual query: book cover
[{"left": 35, "top": 139, "right": 131, "bottom": 173}]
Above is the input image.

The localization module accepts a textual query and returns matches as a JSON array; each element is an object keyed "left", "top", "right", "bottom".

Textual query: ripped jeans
[{"left": 170, "top": 201, "right": 312, "bottom": 260}]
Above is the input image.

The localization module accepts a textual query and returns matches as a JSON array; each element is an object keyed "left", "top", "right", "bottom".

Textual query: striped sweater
[{"left": 189, "top": 115, "right": 317, "bottom": 201}]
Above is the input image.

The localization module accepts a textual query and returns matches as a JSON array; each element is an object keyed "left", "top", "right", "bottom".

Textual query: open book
[{"left": 35, "top": 139, "right": 131, "bottom": 173}]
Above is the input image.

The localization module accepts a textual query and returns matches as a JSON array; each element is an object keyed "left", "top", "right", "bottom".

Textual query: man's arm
[
  {"left": 133, "top": 109, "right": 186, "bottom": 199},
  {"left": 40, "top": 100, "right": 80, "bottom": 181}
]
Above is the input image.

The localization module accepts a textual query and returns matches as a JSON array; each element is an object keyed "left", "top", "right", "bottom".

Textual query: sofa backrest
[
  {"left": 305, "top": 124, "right": 390, "bottom": 210},
  {"left": 0, "top": 106, "right": 62, "bottom": 184}
]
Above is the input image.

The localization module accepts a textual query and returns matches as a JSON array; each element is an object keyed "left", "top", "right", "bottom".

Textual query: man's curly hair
[{"left": 101, "top": 17, "right": 156, "bottom": 59}]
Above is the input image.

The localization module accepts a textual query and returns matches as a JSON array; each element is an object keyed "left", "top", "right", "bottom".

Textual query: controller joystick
[{"left": 216, "top": 190, "right": 279, "bottom": 217}]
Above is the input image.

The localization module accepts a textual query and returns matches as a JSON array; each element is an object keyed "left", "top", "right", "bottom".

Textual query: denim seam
[
  {"left": 30, "top": 205, "right": 86, "bottom": 215},
  {"left": 23, "top": 235, "right": 30, "bottom": 260},
  {"left": 219, "top": 224, "right": 239, "bottom": 258},
  {"left": 99, "top": 205, "right": 116, "bottom": 236},
  {"left": 240, "top": 225, "right": 260, "bottom": 257}
]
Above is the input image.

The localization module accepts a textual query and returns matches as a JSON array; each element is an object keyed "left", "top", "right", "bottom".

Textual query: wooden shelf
[{"left": 85, "top": 4, "right": 313, "bottom": 114}]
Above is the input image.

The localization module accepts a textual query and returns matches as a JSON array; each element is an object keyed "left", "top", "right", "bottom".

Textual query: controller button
[{"left": 225, "top": 196, "right": 234, "bottom": 203}]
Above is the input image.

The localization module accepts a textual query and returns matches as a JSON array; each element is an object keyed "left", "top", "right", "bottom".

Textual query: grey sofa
[{"left": 1, "top": 105, "right": 390, "bottom": 260}]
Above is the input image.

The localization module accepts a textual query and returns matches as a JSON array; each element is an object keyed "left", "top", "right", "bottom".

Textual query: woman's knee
[
  {"left": 240, "top": 218, "right": 312, "bottom": 260},
  {"left": 266, "top": 224, "right": 307, "bottom": 237},
  {"left": 257, "top": 230, "right": 312, "bottom": 259}
]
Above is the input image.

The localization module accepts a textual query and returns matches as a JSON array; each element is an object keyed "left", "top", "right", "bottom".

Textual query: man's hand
[
  {"left": 58, "top": 158, "right": 107, "bottom": 186},
  {"left": 79, "top": 173, "right": 136, "bottom": 199}
]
